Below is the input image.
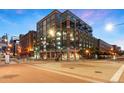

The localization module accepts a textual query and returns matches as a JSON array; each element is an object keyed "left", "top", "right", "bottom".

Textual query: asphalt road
[
  {"left": 1, "top": 59, "right": 124, "bottom": 83},
  {"left": 0, "top": 63, "right": 89, "bottom": 83}
]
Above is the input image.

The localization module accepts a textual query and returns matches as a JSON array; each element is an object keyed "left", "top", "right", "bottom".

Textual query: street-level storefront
[{"left": 40, "top": 49, "right": 80, "bottom": 61}]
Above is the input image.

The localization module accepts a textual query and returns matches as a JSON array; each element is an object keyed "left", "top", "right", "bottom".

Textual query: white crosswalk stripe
[{"left": 110, "top": 64, "right": 124, "bottom": 82}]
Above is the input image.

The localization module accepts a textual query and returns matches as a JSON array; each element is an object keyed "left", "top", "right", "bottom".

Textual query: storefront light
[
  {"left": 57, "top": 42, "right": 61, "bottom": 45},
  {"left": 71, "top": 37, "right": 74, "bottom": 41},
  {"left": 79, "top": 43, "right": 82, "bottom": 46},
  {"left": 44, "top": 37, "right": 46, "bottom": 40},
  {"left": 49, "top": 29, "right": 55, "bottom": 37},
  {"left": 70, "top": 33, "right": 73, "bottom": 37},
  {"left": 63, "top": 32, "right": 66, "bottom": 35},
  {"left": 85, "top": 49, "right": 89, "bottom": 53},
  {"left": 43, "top": 45, "right": 46, "bottom": 48},
  {"left": 57, "top": 46, "right": 61, "bottom": 49}
]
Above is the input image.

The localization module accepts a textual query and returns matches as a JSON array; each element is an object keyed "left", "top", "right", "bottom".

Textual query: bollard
[
  {"left": 18, "top": 59, "right": 22, "bottom": 64},
  {"left": 26, "top": 58, "right": 30, "bottom": 64}
]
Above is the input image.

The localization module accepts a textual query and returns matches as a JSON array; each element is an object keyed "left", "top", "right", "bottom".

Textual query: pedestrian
[{"left": 4, "top": 52, "right": 10, "bottom": 64}]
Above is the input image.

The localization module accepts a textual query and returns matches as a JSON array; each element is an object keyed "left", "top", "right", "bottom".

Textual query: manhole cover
[
  {"left": 70, "top": 67, "right": 74, "bottom": 69},
  {"left": 95, "top": 71, "right": 102, "bottom": 73},
  {"left": 1, "top": 74, "right": 19, "bottom": 79}
]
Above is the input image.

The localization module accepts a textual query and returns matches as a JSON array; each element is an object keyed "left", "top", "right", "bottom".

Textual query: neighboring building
[
  {"left": 95, "top": 40, "right": 122, "bottom": 58},
  {"left": 2, "top": 34, "right": 8, "bottom": 44},
  {"left": 19, "top": 30, "right": 37, "bottom": 57},
  {"left": 97, "top": 39, "right": 113, "bottom": 58},
  {"left": 37, "top": 10, "right": 98, "bottom": 60},
  {"left": 9, "top": 36, "right": 20, "bottom": 56},
  {"left": 0, "top": 41, "right": 7, "bottom": 52},
  {"left": 0, "top": 34, "right": 8, "bottom": 52},
  {"left": 112, "top": 45, "right": 121, "bottom": 55}
]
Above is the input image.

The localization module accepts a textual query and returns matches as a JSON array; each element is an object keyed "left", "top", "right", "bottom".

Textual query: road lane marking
[
  {"left": 26, "top": 64, "right": 103, "bottom": 83},
  {"left": 110, "top": 64, "right": 124, "bottom": 82}
]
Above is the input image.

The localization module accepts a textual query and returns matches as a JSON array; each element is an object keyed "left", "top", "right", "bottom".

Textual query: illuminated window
[
  {"left": 56, "top": 32, "right": 61, "bottom": 36},
  {"left": 57, "top": 42, "right": 61, "bottom": 45},
  {"left": 57, "top": 37, "right": 61, "bottom": 40}
]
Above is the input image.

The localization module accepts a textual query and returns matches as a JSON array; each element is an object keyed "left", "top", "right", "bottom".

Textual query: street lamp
[
  {"left": 34, "top": 47, "right": 38, "bottom": 59},
  {"left": 85, "top": 49, "right": 90, "bottom": 58},
  {"left": 4, "top": 38, "right": 8, "bottom": 42},
  {"left": 48, "top": 29, "right": 55, "bottom": 37},
  {"left": 110, "top": 47, "right": 117, "bottom": 60},
  {"left": 85, "top": 49, "right": 89, "bottom": 54}
]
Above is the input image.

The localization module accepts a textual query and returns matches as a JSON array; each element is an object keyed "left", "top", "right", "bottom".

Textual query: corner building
[
  {"left": 20, "top": 30, "right": 37, "bottom": 57},
  {"left": 37, "top": 10, "right": 98, "bottom": 60}
]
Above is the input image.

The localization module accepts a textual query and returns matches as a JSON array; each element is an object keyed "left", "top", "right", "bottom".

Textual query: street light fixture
[
  {"left": 85, "top": 49, "right": 90, "bottom": 59},
  {"left": 85, "top": 49, "right": 89, "bottom": 54},
  {"left": 4, "top": 39, "right": 8, "bottom": 42},
  {"left": 49, "top": 29, "right": 55, "bottom": 37}
]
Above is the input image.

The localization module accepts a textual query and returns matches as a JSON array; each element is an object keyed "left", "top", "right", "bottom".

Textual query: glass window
[
  {"left": 51, "top": 14, "right": 55, "bottom": 20},
  {"left": 51, "top": 20, "right": 55, "bottom": 26},
  {"left": 47, "top": 24, "right": 50, "bottom": 31},
  {"left": 43, "top": 25, "right": 46, "bottom": 31},
  {"left": 43, "top": 20, "right": 46, "bottom": 36},
  {"left": 43, "top": 20, "right": 46, "bottom": 25},
  {"left": 47, "top": 18, "right": 50, "bottom": 24}
]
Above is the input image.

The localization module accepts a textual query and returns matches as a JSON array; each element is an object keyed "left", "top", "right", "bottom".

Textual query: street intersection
[{"left": 0, "top": 59, "right": 124, "bottom": 83}]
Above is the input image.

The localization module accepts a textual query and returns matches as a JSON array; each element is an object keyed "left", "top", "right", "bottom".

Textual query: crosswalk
[
  {"left": 27, "top": 64, "right": 104, "bottom": 83},
  {"left": 110, "top": 64, "right": 124, "bottom": 82}
]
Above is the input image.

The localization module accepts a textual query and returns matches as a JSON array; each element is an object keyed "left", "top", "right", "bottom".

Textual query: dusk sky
[{"left": 0, "top": 9, "right": 124, "bottom": 49}]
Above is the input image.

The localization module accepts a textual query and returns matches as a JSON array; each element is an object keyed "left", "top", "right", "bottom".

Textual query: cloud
[
  {"left": 81, "top": 10, "right": 95, "bottom": 19},
  {"left": 75, "top": 10, "right": 112, "bottom": 26}
]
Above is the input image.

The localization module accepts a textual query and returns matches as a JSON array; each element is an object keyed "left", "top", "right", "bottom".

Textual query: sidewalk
[{"left": 0, "top": 60, "right": 17, "bottom": 65}]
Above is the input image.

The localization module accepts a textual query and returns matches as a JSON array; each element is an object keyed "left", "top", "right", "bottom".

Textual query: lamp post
[
  {"left": 13, "top": 40, "right": 16, "bottom": 56},
  {"left": 85, "top": 49, "right": 90, "bottom": 59},
  {"left": 34, "top": 47, "right": 38, "bottom": 60},
  {"left": 110, "top": 47, "right": 117, "bottom": 60}
]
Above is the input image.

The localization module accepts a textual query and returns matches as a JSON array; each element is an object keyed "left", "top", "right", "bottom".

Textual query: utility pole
[{"left": 13, "top": 40, "right": 16, "bottom": 56}]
